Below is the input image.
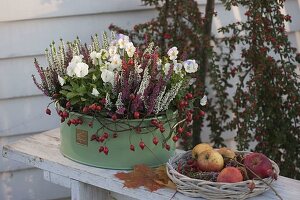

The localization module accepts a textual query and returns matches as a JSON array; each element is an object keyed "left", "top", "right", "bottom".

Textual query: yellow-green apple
[
  {"left": 217, "top": 147, "right": 236, "bottom": 159},
  {"left": 197, "top": 150, "right": 224, "bottom": 172},
  {"left": 217, "top": 167, "right": 243, "bottom": 183},
  {"left": 192, "top": 143, "right": 213, "bottom": 159},
  {"left": 243, "top": 153, "right": 273, "bottom": 179}
]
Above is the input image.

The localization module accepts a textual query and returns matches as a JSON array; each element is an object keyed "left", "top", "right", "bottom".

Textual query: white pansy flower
[
  {"left": 73, "top": 62, "right": 89, "bottom": 78},
  {"left": 173, "top": 60, "right": 183, "bottom": 74},
  {"left": 91, "top": 88, "right": 100, "bottom": 97},
  {"left": 163, "top": 63, "right": 171, "bottom": 74},
  {"left": 66, "top": 62, "right": 76, "bottom": 77},
  {"left": 57, "top": 75, "right": 65, "bottom": 86},
  {"left": 200, "top": 95, "right": 207, "bottom": 106},
  {"left": 117, "top": 34, "right": 130, "bottom": 49},
  {"left": 109, "top": 54, "right": 122, "bottom": 70},
  {"left": 183, "top": 59, "right": 198, "bottom": 73},
  {"left": 125, "top": 42, "right": 136, "bottom": 57},
  {"left": 90, "top": 51, "right": 98, "bottom": 65},
  {"left": 71, "top": 55, "right": 83, "bottom": 63},
  {"left": 167, "top": 47, "right": 179, "bottom": 60},
  {"left": 101, "top": 69, "right": 115, "bottom": 85},
  {"left": 109, "top": 45, "right": 118, "bottom": 56}
]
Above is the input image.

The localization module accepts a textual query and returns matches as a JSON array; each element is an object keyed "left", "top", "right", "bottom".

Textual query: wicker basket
[{"left": 166, "top": 150, "right": 280, "bottom": 200}]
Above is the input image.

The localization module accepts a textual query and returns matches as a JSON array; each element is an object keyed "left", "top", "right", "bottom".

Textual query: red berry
[
  {"left": 83, "top": 106, "right": 89, "bottom": 113},
  {"left": 66, "top": 101, "right": 71, "bottom": 109},
  {"left": 165, "top": 144, "right": 170, "bottom": 151},
  {"left": 77, "top": 118, "right": 83, "bottom": 125},
  {"left": 61, "top": 118, "right": 65, "bottom": 123},
  {"left": 99, "top": 146, "right": 104, "bottom": 153},
  {"left": 187, "top": 159, "right": 194, "bottom": 165},
  {"left": 130, "top": 144, "right": 135, "bottom": 151},
  {"left": 179, "top": 100, "right": 186, "bottom": 108},
  {"left": 159, "top": 127, "right": 165, "bottom": 133},
  {"left": 103, "top": 147, "right": 109, "bottom": 155},
  {"left": 89, "top": 103, "right": 97, "bottom": 111},
  {"left": 96, "top": 105, "right": 102, "bottom": 111},
  {"left": 186, "top": 93, "right": 193, "bottom": 99},
  {"left": 103, "top": 132, "right": 109, "bottom": 139},
  {"left": 185, "top": 131, "right": 192, "bottom": 137},
  {"left": 88, "top": 122, "right": 93, "bottom": 127},
  {"left": 46, "top": 108, "right": 51, "bottom": 115},
  {"left": 128, "top": 59, "right": 134, "bottom": 65},
  {"left": 98, "top": 136, "right": 105, "bottom": 143},
  {"left": 139, "top": 141, "right": 145, "bottom": 150},
  {"left": 91, "top": 134, "right": 97, "bottom": 141},
  {"left": 62, "top": 111, "right": 69, "bottom": 118},
  {"left": 153, "top": 137, "right": 159, "bottom": 145},
  {"left": 67, "top": 120, "right": 71, "bottom": 126},
  {"left": 172, "top": 135, "right": 178, "bottom": 142},
  {"left": 177, "top": 127, "right": 184, "bottom": 134},
  {"left": 199, "top": 110, "right": 205, "bottom": 117},
  {"left": 111, "top": 114, "right": 117, "bottom": 121},
  {"left": 151, "top": 119, "right": 158, "bottom": 126},
  {"left": 134, "top": 111, "right": 140, "bottom": 119}
]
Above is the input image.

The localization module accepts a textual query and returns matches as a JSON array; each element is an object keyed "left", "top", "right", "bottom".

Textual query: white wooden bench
[{"left": 2, "top": 129, "right": 300, "bottom": 200}]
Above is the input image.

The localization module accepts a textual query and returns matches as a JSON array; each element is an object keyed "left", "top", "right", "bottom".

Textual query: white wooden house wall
[{"left": 0, "top": 0, "right": 299, "bottom": 199}]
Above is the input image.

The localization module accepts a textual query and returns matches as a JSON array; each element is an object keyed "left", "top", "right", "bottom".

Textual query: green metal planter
[{"left": 60, "top": 111, "right": 177, "bottom": 169}]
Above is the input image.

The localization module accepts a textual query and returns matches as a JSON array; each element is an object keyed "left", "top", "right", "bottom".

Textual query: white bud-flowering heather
[
  {"left": 167, "top": 47, "right": 179, "bottom": 60},
  {"left": 125, "top": 42, "right": 136, "bottom": 57},
  {"left": 57, "top": 75, "right": 65, "bottom": 86},
  {"left": 157, "top": 59, "right": 162, "bottom": 70},
  {"left": 105, "top": 93, "right": 112, "bottom": 110},
  {"left": 184, "top": 59, "right": 198, "bottom": 73},
  {"left": 137, "top": 67, "right": 150, "bottom": 99},
  {"left": 91, "top": 34, "right": 100, "bottom": 52},
  {"left": 161, "top": 81, "right": 183, "bottom": 112},
  {"left": 200, "top": 95, "right": 207, "bottom": 106},
  {"left": 102, "top": 32, "right": 109, "bottom": 50},
  {"left": 91, "top": 88, "right": 100, "bottom": 97},
  {"left": 154, "top": 86, "right": 166, "bottom": 114},
  {"left": 115, "top": 92, "right": 124, "bottom": 110},
  {"left": 117, "top": 34, "right": 130, "bottom": 49},
  {"left": 135, "top": 64, "right": 143, "bottom": 74},
  {"left": 101, "top": 69, "right": 115, "bottom": 85},
  {"left": 73, "top": 62, "right": 89, "bottom": 78}
]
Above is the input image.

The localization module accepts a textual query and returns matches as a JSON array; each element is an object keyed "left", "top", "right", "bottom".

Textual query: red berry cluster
[{"left": 150, "top": 119, "right": 165, "bottom": 133}]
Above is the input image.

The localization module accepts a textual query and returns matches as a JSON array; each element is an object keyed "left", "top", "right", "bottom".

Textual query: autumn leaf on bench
[{"left": 115, "top": 164, "right": 176, "bottom": 192}]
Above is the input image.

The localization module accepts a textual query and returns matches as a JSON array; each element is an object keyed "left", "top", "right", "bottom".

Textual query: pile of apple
[{"left": 178, "top": 143, "right": 277, "bottom": 183}]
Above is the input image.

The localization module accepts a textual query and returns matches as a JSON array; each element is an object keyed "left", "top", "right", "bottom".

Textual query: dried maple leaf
[{"left": 115, "top": 164, "right": 176, "bottom": 192}]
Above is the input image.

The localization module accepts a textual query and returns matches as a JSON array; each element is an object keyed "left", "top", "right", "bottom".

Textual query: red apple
[
  {"left": 197, "top": 150, "right": 224, "bottom": 172},
  {"left": 243, "top": 153, "right": 273, "bottom": 179},
  {"left": 217, "top": 167, "right": 243, "bottom": 183}
]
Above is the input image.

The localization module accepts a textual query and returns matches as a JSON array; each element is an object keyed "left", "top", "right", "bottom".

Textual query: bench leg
[{"left": 71, "top": 179, "right": 109, "bottom": 200}]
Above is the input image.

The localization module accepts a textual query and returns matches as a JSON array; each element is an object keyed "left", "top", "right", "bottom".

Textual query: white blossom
[
  {"left": 91, "top": 88, "right": 100, "bottom": 97},
  {"left": 183, "top": 59, "right": 198, "bottom": 73},
  {"left": 90, "top": 51, "right": 98, "bottom": 65},
  {"left": 163, "top": 63, "right": 171, "bottom": 74},
  {"left": 109, "top": 54, "right": 122, "bottom": 70},
  {"left": 117, "top": 34, "right": 130, "bottom": 49},
  {"left": 173, "top": 60, "right": 183, "bottom": 74},
  {"left": 200, "top": 95, "right": 207, "bottom": 106},
  {"left": 167, "top": 47, "right": 178, "bottom": 60},
  {"left": 99, "top": 49, "right": 109, "bottom": 60},
  {"left": 71, "top": 55, "right": 83, "bottom": 64},
  {"left": 73, "top": 62, "right": 89, "bottom": 78},
  {"left": 125, "top": 42, "right": 136, "bottom": 57},
  {"left": 57, "top": 75, "right": 65, "bottom": 86},
  {"left": 66, "top": 55, "right": 85, "bottom": 77},
  {"left": 108, "top": 45, "right": 118, "bottom": 56},
  {"left": 101, "top": 69, "right": 115, "bottom": 85}
]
